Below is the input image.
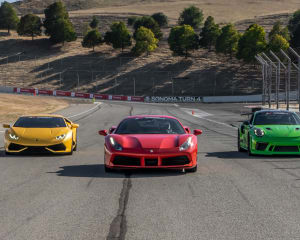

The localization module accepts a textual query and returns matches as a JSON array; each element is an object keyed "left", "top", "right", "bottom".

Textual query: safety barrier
[{"left": 13, "top": 87, "right": 145, "bottom": 102}]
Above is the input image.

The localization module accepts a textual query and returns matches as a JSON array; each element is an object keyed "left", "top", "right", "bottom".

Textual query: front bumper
[
  {"left": 104, "top": 147, "right": 197, "bottom": 169},
  {"left": 250, "top": 136, "right": 300, "bottom": 155},
  {"left": 5, "top": 139, "right": 73, "bottom": 154}
]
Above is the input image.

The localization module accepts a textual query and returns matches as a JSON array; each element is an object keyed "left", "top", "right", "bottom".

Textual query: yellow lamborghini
[{"left": 3, "top": 114, "right": 79, "bottom": 155}]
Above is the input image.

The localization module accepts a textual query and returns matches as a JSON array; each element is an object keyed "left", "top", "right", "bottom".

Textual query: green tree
[
  {"left": 127, "top": 16, "right": 138, "bottom": 26},
  {"left": 17, "top": 14, "right": 42, "bottom": 40},
  {"left": 168, "top": 24, "right": 199, "bottom": 58},
  {"left": 44, "top": 1, "right": 68, "bottom": 37},
  {"left": 132, "top": 26, "right": 158, "bottom": 56},
  {"left": 178, "top": 5, "right": 203, "bottom": 29},
  {"left": 151, "top": 12, "right": 168, "bottom": 27},
  {"left": 288, "top": 9, "right": 300, "bottom": 34},
  {"left": 104, "top": 21, "right": 132, "bottom": 52},
  {"left": 44, "top": 1, "right": 76, "bottom": 45},
  {"left": 82, "top": 29, "right": 102, "bottom": 51},
  {"left": 199, "top": 16, "right": 221, "bottom": 49},
  {"left": 269, "top": 21, "right": 290, "bottom": 41},
  {"left": 49, "top": 18, "right": 77, "bottom": 45},
  {"left": 237, "top": 24, "right": 267, "bottom": 62},
  {"left": 268, "top": 34, "right": 289, "bottom": 52},
  {"left": 291, "top": 23, "right": 300, "bottom": 48},
  {"left": 0, "top": 1, "right": 19, "bottom": 34},
  {"left": 133, "top": 16, "right": 163, "bottom": 40},
  {"left": 215, "top": 24, "right": 240, "bottom": 57},
  {"left": 89, "top": 16, "right": 99, "bottom": 29}
]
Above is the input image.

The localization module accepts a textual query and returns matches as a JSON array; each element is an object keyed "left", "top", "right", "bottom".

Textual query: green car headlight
[{"left": 254, "top": 128, "right": 265, "bottom": 137}]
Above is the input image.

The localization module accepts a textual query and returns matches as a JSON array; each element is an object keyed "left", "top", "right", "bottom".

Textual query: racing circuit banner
[{"left": 145, "top": 96, "right": 203, "bottom": 103}]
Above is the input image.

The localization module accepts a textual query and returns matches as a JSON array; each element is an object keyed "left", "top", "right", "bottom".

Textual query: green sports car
[{"left": 238, "top": 109, "right": 300, "bottom": 155}]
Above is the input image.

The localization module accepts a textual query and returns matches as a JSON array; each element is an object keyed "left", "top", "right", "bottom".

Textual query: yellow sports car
[{"left": 3, "top": 115, "right": 79, "bottom": 155}]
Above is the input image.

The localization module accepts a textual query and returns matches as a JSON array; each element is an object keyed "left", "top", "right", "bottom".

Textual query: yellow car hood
[{"left": 11, "top": 127, "right": 69, "bottom": 141}]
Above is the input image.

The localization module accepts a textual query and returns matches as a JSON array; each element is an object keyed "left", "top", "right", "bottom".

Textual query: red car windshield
[
  {"left": 253, "top": 112, "right": 300, "bottom": 125},
  {"left": 115, "top": 117, "right": 186, "bottom": 134}
]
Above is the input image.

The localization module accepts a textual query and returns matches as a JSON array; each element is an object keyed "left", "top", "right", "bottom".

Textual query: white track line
[{"left": 67, "top": 102, "right": 101, "bottom": 119}]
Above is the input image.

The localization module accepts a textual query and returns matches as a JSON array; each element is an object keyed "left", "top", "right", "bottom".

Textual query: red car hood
[{"left": 111, "top": 134, "right": 191, "bottom": 149}]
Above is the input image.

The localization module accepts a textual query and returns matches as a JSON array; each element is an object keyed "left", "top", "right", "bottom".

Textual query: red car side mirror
[
  {"left": 109, "top": 126, "right": 117, "bottom": 134},
  {"left": 193, "top": 129, "right": 202, "bottom": 136},
  {"left": 99, "top": 130, "right": 108, "bottom": 136}
]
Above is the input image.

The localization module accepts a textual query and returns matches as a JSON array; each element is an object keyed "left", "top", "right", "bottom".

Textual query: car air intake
[
  {"left": 8, "top": 143, "right": 26, "bottom": 151},
  {"left": 47, "top": 143, "right": 66, "bottom": 151},
  {"left": 113, "top": 156, "right": 141, "bottom": 166},
  {"left": 274, "top": 146, "right": 299, "bottom": 152},
  {"left": 161, "top": 156, "right": 190, "bottom": 166},
  {"left": 256, "top": 142, "right": 268, "bottom": 151}
]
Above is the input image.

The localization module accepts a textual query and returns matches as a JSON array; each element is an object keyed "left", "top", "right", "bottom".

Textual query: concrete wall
[
  {"left": 203, "top": 92, "right": 299, "bottom": 103},
  {"left": 0, "top": 86, "right": 14, "bottom": 94}
]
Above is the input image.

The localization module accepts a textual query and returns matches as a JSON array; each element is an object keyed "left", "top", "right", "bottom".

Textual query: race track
[{"left": 1, "top": 101, "right": 300, "bottom": 240}]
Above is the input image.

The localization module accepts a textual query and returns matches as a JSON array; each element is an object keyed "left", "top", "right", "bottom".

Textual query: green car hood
[{"left": 254, "top": 125, "right": 300, "bottom": 138}]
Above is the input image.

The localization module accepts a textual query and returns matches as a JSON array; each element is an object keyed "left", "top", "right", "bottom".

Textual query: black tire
[
  {"left": 186, "top": 165, "right": 197, "bottom": 173},
  {"left": 248, "top": 134, "right": 253, "bottom": 156},
  {"left": 5, "top": 151, "right": 11, "bottom": 155},
  {"left": 105, "top": 165, "right": 114, "bottom": 173},
  {"left": 238, "top": 130, "right": 246, "bottom": 152}
]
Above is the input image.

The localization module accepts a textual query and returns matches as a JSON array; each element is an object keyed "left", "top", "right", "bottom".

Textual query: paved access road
[{"left": 1, "top": 101, "right": 300, "bottom": 240}]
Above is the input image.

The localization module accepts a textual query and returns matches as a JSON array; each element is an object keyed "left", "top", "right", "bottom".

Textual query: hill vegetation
[{"left": 0, "top": 0, "right": 300, "bottom": 97}]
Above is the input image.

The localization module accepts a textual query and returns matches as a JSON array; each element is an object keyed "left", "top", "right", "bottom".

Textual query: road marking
[
  {"left": 180, "top": 107, "right": 237, "bottom": 129},
  {"left": 67, "top": 102, "right": 101, "bottom": 119}
]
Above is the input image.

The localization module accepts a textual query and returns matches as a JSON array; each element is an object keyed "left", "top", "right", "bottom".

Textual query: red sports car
[{"left": 99, "top": 115, "right": 202, "bottom": 172}]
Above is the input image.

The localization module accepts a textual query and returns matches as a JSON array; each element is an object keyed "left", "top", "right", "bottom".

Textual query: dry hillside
[
  {"left": 1, "top": 0, "right": 298, "bottom": 96},
  {"left": 13, "top": 0, "right": 300, "bottom": 24}
]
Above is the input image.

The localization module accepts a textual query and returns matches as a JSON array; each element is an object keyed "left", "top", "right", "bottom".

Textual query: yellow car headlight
[
  {"left": 56, "top": 134, "right": 66, "bottom": 140},
  {"left": 9, "top": 133, "right": 19, "bottom": 140}
]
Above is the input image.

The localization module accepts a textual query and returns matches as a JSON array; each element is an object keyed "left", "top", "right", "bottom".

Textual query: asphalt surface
[{"left": 1, "top": 101, "right": 300, "bottom": 240}]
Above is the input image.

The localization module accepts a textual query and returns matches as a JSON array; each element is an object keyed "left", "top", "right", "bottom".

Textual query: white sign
[{"left": 145, "top": 96, "right": 202, "bottom": 103}]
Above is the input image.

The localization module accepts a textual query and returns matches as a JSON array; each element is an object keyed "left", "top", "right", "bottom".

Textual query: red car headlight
[
  {"left": 109, "top": 137, "right": 123, "bottom": 151},
  {"left": 179, "top": 136, "right": 193, "bottom": 151}
]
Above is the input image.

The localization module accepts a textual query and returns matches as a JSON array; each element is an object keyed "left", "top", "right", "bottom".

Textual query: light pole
[
  {"left": 280, "top": 50, "right": 291, "bottom": 110},
  {"left": 262, "top": 53, "right": 278, "bottom": 109},
  {"left": 255, "top": 55, "right": 267, "bottom": 106},
  {"left": 289, "top": 47, "right": 300, "bottom": 111},
  {"left": 270, "top": 50, "right": 287, "bottom": 109}
]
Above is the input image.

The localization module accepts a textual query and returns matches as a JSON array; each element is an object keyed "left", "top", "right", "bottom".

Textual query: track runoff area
[{"left": 1, "top": 100, "right": 300, "bottom": 240}]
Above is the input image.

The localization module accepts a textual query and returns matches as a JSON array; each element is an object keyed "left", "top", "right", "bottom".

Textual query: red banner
[
  {"left": 94, "top": 94, "right": 108, "bottom": 100},
  {"left": 38, "top": 90, "right": 53, "bottom": 95},
  {"left": 12, "top": 87, "right": 144, "bottom": 102}
]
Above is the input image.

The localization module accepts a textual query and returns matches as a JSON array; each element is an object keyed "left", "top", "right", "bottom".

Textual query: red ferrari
[{"left": 99, "top": 115, "right": 202, "bottom": 172}]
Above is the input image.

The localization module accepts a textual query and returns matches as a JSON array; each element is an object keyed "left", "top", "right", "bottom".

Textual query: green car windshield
[{"left": 253, "top": 112, "right": 300, "bottom": 125}]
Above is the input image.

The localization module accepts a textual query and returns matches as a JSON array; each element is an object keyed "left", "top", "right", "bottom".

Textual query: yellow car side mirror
[
  {"left": 71, "top": 124, "right": 79, "bottom": 129},
  {"left": 3, "top": 124, "right": 10, "bottom": 128}
]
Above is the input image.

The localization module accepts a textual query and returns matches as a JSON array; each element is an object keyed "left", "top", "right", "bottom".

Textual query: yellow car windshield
[{"left": 14, "top": 117, "right": 67, "bottom": 128}]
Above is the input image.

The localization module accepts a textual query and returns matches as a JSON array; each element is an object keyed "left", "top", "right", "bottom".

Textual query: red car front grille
[
  {"left": 112, "top": 155, "right": 190, "bottom": 167},
  {"left": 113, "top": 156, "right": 141, "bottom": 166}
]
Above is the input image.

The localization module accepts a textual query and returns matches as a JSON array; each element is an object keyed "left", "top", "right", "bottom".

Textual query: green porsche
[{"left": 238, "top": 110, "right": 300, "bottom": 155}]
